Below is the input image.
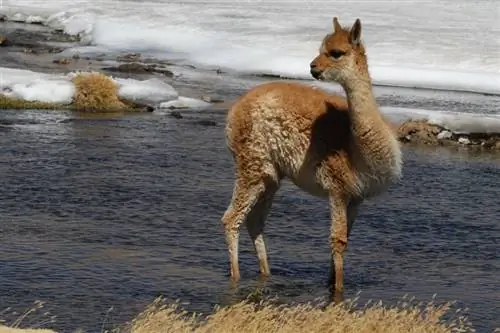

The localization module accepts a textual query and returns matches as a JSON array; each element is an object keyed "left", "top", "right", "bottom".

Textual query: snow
[
  {"left": 114, "top": 78, "right": 178, "bottom": 104},
  {"left": 1, "top": 68, "right": 180, "bottom": 106},
  {"left": 1, "top": 0, "right": 498, "bottom": 95},
  {"left": 159, "top": 96, "right": 212, "bottom": 110}
]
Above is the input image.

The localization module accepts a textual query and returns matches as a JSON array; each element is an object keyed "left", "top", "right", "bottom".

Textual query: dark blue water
[{"left": 0, "top": 108, "right": 499, "bottom": 332}]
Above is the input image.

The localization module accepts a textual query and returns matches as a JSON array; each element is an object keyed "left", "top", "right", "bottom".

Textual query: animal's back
[{"left": 226, "top": 81, "right": 351, "bottom": 196}]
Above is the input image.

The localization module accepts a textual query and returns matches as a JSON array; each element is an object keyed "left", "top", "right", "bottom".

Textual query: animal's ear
[
  {"left": 349, "top": 18, "right": 362, "bottom": 45},
  {"left": 333, "top": 17, "right": 342, "bottom": 32}
]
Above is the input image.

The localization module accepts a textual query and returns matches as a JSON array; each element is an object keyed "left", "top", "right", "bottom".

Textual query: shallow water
[{"left": 0, "top": 105, "right": 499, "bottom": 332}]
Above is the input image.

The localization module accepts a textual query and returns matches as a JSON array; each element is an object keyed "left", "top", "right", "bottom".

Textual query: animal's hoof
[
  {"left": 257, "top": 273, "right": 270, "bottom": 283},
  {"left": 331, "top": 290, "right": 344, "bottom": 304}
]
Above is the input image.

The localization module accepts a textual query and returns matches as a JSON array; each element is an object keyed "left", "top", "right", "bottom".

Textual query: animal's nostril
[
  {"left": 310, "top": 63, "right": 317, "bottom": 69},
  {"left": 310, "top": 67, "right": 322, "bottom": 79}
]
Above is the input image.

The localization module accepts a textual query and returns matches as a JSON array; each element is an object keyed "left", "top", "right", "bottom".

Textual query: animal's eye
[{"left": 329, "top": 50, "right": 345, "bottom": 59}]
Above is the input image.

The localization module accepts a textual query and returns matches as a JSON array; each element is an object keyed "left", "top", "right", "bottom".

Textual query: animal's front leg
[{"left": 328, "top": 192, "right": 349, "bottom": 293}]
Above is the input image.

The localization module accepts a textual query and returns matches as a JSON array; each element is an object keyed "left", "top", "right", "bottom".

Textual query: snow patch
[
  {"left": 114, "top": 78, "right": 178, "bottom": 104},
  {"left": 1, "top": 68, "right": 180, "bottom": 105},
  {"left": 159, "top": 96, "right": 212, "bottom": 110}
]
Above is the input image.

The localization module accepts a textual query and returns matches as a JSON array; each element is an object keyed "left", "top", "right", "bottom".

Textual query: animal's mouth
[{"left": 310, "top": 68, "right": 323, "bottom": 80}]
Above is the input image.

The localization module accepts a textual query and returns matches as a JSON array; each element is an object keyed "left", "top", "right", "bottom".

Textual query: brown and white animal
[{"left": 221, "top": 17, "right": 402, "bottom": 293}]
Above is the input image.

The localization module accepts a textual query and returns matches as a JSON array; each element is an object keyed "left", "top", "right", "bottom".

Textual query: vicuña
[{"left": 221, "top": 17, "right": 403, "bottom": 293}]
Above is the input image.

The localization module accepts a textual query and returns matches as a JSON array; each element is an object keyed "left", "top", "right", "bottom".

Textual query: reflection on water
[{"left": 0, "top": 109, "right": 499, "bottom": 332}]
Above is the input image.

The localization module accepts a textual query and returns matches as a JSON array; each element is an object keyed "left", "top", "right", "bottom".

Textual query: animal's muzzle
[{"left": 309, "top": 63, "right": 322, "bottom": 80}]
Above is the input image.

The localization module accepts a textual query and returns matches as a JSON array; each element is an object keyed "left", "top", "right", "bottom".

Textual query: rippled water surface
[{"left": 0, "top": 108, "right": 499, "bottom": 332}]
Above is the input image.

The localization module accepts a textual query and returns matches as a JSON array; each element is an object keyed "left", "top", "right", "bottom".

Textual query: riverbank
[
  {"left": 2, "top": 20, "right": 500, "bottom": 152},
  {"left": 0, "top": 296, "right": 477, "bottom": 333}
]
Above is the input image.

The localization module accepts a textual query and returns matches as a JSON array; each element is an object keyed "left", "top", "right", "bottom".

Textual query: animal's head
[{"left": 310, "top": 17, "right": 367, "bottom": 86}]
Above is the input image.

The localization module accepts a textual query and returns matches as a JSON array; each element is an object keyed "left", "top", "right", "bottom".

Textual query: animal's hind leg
[
  {"left": 246, "top": 177, "right": 279, "bottom": 277},
  {"left": 221, "top": 171, "right": 278, "bottom": 282}
]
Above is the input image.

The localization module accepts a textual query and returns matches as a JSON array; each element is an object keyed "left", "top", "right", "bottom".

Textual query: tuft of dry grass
[
  {"left": 0, "top": 95, "right": 61, "bottom": 110},
  {"left": 71, "top": 72, "right": 129, "bottom": 112},
  {"left": 0, "top": 296, "right": 478, "bottom": 333},
  {"left": 129, "top": 296, "right": 476, "bottom": 333},
  {"left": 0, "top": 301, "right": 57, "bottom": 333},
  {"left": 0, "top": 327, "right": 56, "bottom": 333},
  {"left": 0, "top": 72, "right": 150, "bottom": 113}
]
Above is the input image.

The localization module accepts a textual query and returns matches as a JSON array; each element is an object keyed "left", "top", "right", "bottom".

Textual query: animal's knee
[
  {"left": 332, "top": 236, "right": 347, "bottom": 253},
  {"left": 222, "top": 208, "right": 237, "bottom": 229}
]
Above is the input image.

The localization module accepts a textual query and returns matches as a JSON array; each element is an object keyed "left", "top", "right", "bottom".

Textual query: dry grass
[
  {"left": 71, "top": 72, "right": 129, "bottom": 112},
  {"left": 0, "top": 301, "right": 56, "bottom": 333},
  {"left": 0, "top": 296, "right": 480, "bottom": 333},
  {"left": 0, "top": 95, "right": 61, "bottom": 110},
  {"left": 0, "top": 72, "right": 148, "bottom": 113},
  {"left": 0, "top": 327, "right": 56, "bottom": 333},
  {"left": 128, "top": 296, "right": 476, "bottom": 333}
]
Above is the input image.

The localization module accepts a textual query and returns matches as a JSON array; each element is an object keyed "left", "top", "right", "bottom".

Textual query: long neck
[
  {"left": 342, "top": 68, "right": 403, "bottom": 183},
  {"left": 343, "top": 76, "right": 386, "bottom": 135}
]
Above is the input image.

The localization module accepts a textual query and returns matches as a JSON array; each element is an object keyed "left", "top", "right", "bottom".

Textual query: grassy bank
[
  {"left": 0, "top": 72, "right": 150, "bottom": 113},
  {"left": 127, "top": 297, "right": 474, "bottom": 333},
  {"left": 1, "top": 296, "right": 478, "bottom": 333}
]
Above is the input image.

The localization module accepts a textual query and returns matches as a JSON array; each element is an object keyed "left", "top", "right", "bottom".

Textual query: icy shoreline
[
  {"left": 1, "top": 8, "right": 499, "bottom": 96},
  {"left": 1, "top": 20, "right": 499, "bottom": 152}
]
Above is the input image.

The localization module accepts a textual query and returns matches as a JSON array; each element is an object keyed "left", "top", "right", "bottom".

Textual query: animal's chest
[
  {"left": 264, "top": 129, "right": 329, "bottom": 197},
  {"left": 353, "top": 148, "right": 402, "bottom": 198}
]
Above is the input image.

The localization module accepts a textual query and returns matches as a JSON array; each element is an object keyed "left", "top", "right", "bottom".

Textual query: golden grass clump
[
  {"left": 0, "top": 72, "right": 149, "bottom": 113},
  {"left": 71, "top": 72, "right": 128, "bottom": 112},
  {"left": 0, "top": 326, "right": 56, "bottom": 333},
  {"left": 0, "top": 95, "right": 61, "bottom": 110},
  {"left": 129, "top": 297, "right": 476, "bottom": 333}
]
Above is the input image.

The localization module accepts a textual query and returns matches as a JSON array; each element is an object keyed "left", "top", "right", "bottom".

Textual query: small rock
[
  {"left": 116, "top": 63, "right": 149, "bottom": 73},
  {"left": 437, "top": 130, "right": 452, "bottom": 140},
  {"left": 169, "top": 111, "right": 183, "bottom": 119},
  {"left": 0, "top": 14, "right": 7, "bottom": 21},
  {"left": 49, "top": 47, "right": 64, "bottom": 53},
  {"left": 193, "top": 119, "right": 217, "bottom": 126},
  {"left": 116, "top": 53, "right": 141, "bottom": 62},
  {"left": 397, "top": 120, "right": 443, "bottom": 145},
  {"left": 0, "top": 35, "right": 9, "bottom": 46},
  {"left": 154, "top": 68, "right": 174, "bottom": 77},
  {"left": 254, "top": 73, "right": 285, "bottom": 79},
  {"left": 458, "top": 137, "right": 471, "bottom": 145},
  {"left": 142, "top": 58, "right": 175, "bottom": 66},
  {"left": 482, "top": 138, "right": 497, "bottom": 149},
  {"left": 53, "top": 58, "right": 71, "bottom": 65},
  {"left": 57, "top": 119, "right": 76, "bottom": 124}
]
